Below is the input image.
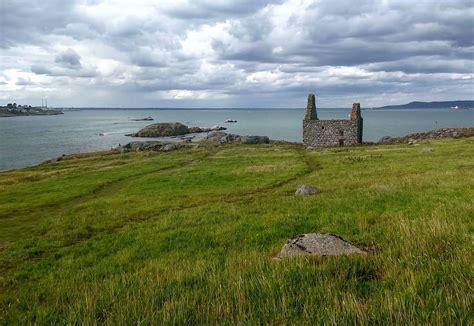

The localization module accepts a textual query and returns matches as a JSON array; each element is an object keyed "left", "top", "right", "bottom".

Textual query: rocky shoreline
[
  {"left": 38, "top": 126, "right": 474, "bottom": 167},
  {"left": 114, "top": 127, "right": 473, "bottom": 154},
  {"left": 115, "top": 131, "right": 272, "bottom": 153},
  {"left": 378, "top": 127, "right": 474, "bottom": 144}
]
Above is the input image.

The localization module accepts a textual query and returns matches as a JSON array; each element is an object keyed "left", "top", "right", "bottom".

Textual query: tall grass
[{"left": 0, "top": 138, "right": 472, "bottom": 324}]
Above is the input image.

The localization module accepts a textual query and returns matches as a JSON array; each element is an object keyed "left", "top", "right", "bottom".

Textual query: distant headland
[
  {"left": 0, "top": 103, "right": 63, "bottom": 117},
  {"left": 373, "top": 100, "right": 474, "bottom": 110}
]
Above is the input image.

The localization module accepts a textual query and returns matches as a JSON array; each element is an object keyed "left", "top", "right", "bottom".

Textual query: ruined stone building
[{"left": 303, "top": 94, "right": 363, "bottom": 147}]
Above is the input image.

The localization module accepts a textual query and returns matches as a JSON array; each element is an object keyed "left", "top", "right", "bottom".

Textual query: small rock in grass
[
  {"left": 295, "top": 184, "right": 320, "bottom": 196},
  {"left": 276, "top": 233, "right": 366, "bottom": 258},
  {"left": 422, "top": 147, "right": 433, "bottom": 153}
]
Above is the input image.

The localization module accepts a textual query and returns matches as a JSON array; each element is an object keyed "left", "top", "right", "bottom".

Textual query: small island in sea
[{"left": 0, "top": 103, "right": 63, "bottom": 117}]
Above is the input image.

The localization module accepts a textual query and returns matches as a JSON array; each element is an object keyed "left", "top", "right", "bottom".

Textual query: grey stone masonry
[
  {"left": 303, "top": 94, "right": 363, "bottom": 147},
  {"left": 304, "top": 94, "right": 317, "bottom": 120}
]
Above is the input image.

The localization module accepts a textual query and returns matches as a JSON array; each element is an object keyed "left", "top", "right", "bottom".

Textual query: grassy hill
[{"left": 0, "top": 138, "right": 473, "bottom": 324}]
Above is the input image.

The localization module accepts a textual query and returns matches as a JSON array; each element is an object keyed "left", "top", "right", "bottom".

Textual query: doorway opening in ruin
[{"left": 339, "top": 139, "right": 344, "bottom": 146}]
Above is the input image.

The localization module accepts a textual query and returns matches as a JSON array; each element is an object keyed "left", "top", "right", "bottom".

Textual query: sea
[{"left": 0, "top": 108, "right": 473, "bottom": 171}]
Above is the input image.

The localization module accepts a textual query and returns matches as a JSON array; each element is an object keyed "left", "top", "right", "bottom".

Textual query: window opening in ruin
[{"left": 339, "top": 130, "right": 344, "bottom": 136}]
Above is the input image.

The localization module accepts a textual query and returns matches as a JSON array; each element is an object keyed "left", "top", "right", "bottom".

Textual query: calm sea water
[{"left": 0, "top": 108, "right": 473, "bottom": 171}]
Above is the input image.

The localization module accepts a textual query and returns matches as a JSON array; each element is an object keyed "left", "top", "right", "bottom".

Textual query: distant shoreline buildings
[{"left": 0, "top": 102, "right": 63, "bottom": 117}]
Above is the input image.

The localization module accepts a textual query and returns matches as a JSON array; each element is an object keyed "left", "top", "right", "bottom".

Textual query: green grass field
[{"left": 0, "top": 138, "right": 473, "bottom": 324}]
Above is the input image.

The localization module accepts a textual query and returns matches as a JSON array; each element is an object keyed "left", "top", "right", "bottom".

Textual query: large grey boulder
[
  {"left": 220, "top": 134, "right": 241, "bottom": 144},
  {"left": 205, "top": 132, "right": 240, "bottom": 144},
  {"left": 162, "top": 143, "right": 177, "bottom": 152},
  {"left": 295, "top": 184, "right": 320, "bottom": 196},
  {"left": 205, "top": 132, "right": 271, "bottom": 145},
  {"left": 276, "top": 233, "right": 366, "bottom": 258},
  {"left": 114, "top": 146, "right": 129, "bottom": 154},
  {"left": 206, "top": 131, "right": 230, "bottom": 143},
  {"left": 116, "top": 141, "right": 183, "bottom": 152},
  {"left": 378, "top": 136, "right": 394, "bottom": 144},
  {"left": 239, "top": 135, "right": 270, "bottom": 144}
]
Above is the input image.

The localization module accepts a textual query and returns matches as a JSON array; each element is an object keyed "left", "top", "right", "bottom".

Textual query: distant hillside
[{"left": 375, "top": 100, "right": 474, "bottom": 109}]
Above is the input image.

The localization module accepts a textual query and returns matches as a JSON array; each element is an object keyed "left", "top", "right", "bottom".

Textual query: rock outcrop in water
[
  {"left": 132, "top": 116, "right": 154, "bottom": 121},
  {"left": 378, "top": 127, "right": 474, "bottom": 144},
  {"left": 127, "top": 122, "right": 226, "bottom": 137}
]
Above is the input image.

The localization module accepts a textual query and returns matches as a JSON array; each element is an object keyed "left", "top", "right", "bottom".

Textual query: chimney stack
[{"left": 304, "top": 94, "right": 318, "bottom": 120}]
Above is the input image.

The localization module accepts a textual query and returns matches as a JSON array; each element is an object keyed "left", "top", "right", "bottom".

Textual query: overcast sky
[{"left": 1, "top": 0, "right": 473, "bottom": 108}]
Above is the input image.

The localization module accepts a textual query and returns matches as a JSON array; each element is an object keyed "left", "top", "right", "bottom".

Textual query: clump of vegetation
[{"left": 0, "top": 138, "right": 472, "bottom": 324}]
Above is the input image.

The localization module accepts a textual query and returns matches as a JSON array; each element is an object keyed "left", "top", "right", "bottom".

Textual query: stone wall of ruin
[{"left": 303, "top": 119, "right": 361, "bottom": 147}]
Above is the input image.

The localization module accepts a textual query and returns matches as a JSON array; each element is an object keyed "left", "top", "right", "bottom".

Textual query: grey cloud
[
  {"left": 206, "top": 0, "right": 474, "bottom": 99},
  {"left": 1, "top": 0, "right": 473, "bottom": 108},
  {"left": 16, "top": 77, "right": 35, "bottom": 86},
  {"left": 31, "top": 63, "right": 97, "bottom": 78},
  {"left": 56, "top": 23, "right": 102, "bottom": 41},
  {"left": 0, "top": 0, "right": 77, "bottom": 48},
  {"left": 55, "top": 48, "right": 82, "bottom": 69},
  {"left": 31, "top": 65, "right": 52, "bottom": 75},
  {"left": 131, "top": 56, "right": 163, "bottom": 68},
  {"left": 165, "top": 0, "right": 284, "bottom": 20},
  {"left": 366, "top": 58, "right": 474, "bottom": 74},
  {"left": 219, "top": 43, "right": 280, "bottom": 63}
]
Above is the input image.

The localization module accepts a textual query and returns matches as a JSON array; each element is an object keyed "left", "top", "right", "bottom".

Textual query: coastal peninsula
[
  {"left": 374, "top": 100, "right": 474, "bottom": 110},
  {"left": 0, "top": 103, "right": 63, "bottom": 117}
]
